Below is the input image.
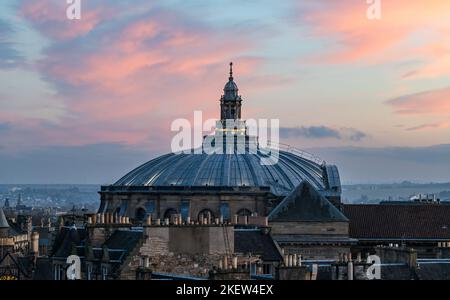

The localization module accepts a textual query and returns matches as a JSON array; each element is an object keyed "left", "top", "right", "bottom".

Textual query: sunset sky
[{"left": 1, "top": 0, "right": 450, "bottom": 184}]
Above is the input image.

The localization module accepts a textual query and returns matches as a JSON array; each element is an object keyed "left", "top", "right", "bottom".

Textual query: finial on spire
[{"left": 229, "top": 62, "right": 233, "bottom": 80}]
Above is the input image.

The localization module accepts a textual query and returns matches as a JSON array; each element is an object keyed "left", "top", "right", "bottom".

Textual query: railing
[
  {"left": 167, "top": 137, "right": 325, "bottom": 166},
  {"left": 264, "top": 140, "right": 325, "bottom": 165}
]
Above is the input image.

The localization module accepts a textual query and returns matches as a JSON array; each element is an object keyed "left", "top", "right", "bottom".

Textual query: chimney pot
[
  {"left": 348, "top": 261, "right": 354, "bottom": 280},
  {"left": 232, "top": 257, "right": 238, "bottom": 270},
  {"left": 223, "top": 256, "right": 228, "bottom": 270},
  {"left": 233, "top": 215, "right": 238, "bottom": 225}
]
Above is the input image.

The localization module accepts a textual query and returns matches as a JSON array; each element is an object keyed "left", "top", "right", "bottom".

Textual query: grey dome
[
  {"left": 113, "top": 148, "right": 339, "bottom": 197},
  {"left": 224, "top": 81, "right": 238, "bottom": 92}
]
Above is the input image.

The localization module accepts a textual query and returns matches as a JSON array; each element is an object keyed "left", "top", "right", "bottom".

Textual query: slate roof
[
  {"left": 104, "top": 230, "right": 143, "bottom": 254},
  {"left": 0, "top": 208, "right": 9, "bottom": 228},
  {"left": 416, "top": 263, "right": 450, "bottom": 280},
  {"left": 268, "top": 181, "right": 348, "bottom": 222},
  {"left": 343, "top": 204, "right": 450, "bottom": 240},
  {"left": 51, "top": 228, "right": 142, "bottom": 264},
  {"left": 33, "top": 257, "right": 53, "bottom": 280},
  {"left": 234, "top": 229, "right": 283, "bottom": 262},
  {"left": 51, "top": 226, "right": 87, "bottom": 258},
  {"left": 380, "top": 265, "right": 418, "bottom": 280},
  {"left": 72, "top": 247, "right": 126, "bottom": 262}
]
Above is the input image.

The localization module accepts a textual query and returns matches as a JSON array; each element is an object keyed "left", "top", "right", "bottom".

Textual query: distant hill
[{"left": 342, "top": 182, "right": 450, "bottom": 204}]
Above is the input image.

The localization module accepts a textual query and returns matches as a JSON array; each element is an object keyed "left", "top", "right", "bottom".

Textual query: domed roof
[
  {"left": 224, "top": 80, "right": 238, "bottom": 92},
  {"left": 112, "top": 147, "right": 339, "bottom": 197},
  {"left": 108, "top": 63, "right": 341, "bottom": 198}
]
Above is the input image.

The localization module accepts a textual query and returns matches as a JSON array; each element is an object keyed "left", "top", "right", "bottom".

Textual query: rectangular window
[
  {"left": 144, "top": 200, "right": 155, "bottom": 218},
  {"left": 220, "top": 203, "right": 230, "bottom": 221},
  {"left": 180, "top": 200, "right": 190, "bottom": 219},
  {"left": 119, "top": 200, "right": 128, "bottom": 216}
]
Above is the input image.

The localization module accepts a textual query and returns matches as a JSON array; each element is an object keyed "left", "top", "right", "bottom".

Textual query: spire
[
  {"left": 17, "top": 193, "right": 22, "bottom": 207},
  {"left": 229, "top": 62, "right": 233, "bottom": 81}
]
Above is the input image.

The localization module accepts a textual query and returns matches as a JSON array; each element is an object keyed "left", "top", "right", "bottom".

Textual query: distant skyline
[{"left": 1, "top": 1, "right": 450, "bottom": 184}]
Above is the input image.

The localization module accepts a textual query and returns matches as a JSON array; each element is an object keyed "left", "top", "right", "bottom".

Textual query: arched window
[
  {"left": 236, "top": 208, "right": 252, "bottom": 217},
  {"left": 197, "top": 209, "right": 215, "bottom": 222},
  {"left": 164, "top": 208, "right": 178, "bottom": 222},
  {"left": 135, "top": 207, "right": 146, "bottom": 221}
]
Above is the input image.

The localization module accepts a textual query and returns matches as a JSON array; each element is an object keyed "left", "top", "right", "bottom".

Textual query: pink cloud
[
  {"left": 406, "top": 120, "right": 450, "bottom": 132},
  {"left": 300, "top": 1, "right": 450, "bottom": 76},
  {"left": 19, "top": 0, "right": 113, "bottom": 40},
  {"left": 387, "top": 86, "right": 450, "bottom": 116},
  {"left": 9, "top": 2, "right": 290, "bottom": 150}
]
